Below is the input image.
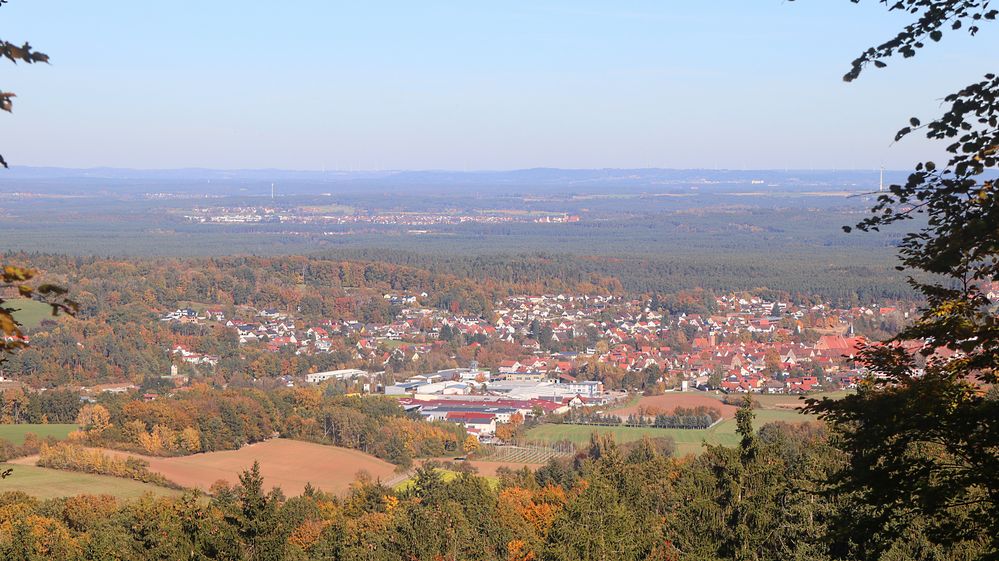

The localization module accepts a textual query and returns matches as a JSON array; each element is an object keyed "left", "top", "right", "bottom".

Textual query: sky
[{"left": 2, "top": 1, "right": 996, "bottom": 171}]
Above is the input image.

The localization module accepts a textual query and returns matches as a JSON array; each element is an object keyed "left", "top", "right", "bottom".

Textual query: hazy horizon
[
  {"left": 3, "top": 1, "right": 996, "bottom": 171},
  {"left": 0, "top": 164, "right": 914, "bottom": 174}
]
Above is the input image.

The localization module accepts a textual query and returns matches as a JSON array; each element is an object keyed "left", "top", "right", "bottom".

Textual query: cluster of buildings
[
  {"left": 383, "top": 366, "right": 613, "bottom": 438},
  {"left": 162, "top": 307, "right": 302, "bottom": 350},
  {"left": 159, "top": 292, "right": 911, "bottom": 412},
  {"left": 488, "top": 294, "right": 896, "bottom": 394},
  {"left": 171, "top": 345, "right": 219, "bottom": 367},
  {"left": 399, "top": 395, "right": 568, "bottom": 438},
  {"left": 182, "top": 206, "right": 583, "bottom": 227},
  {"left": 533, "top": 214, "right": 581, "bottom": 223},
  {"left": 383, "top": 365, "right": 608, "bottom": 399}
]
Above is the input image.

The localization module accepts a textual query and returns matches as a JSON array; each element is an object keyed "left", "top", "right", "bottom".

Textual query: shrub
[{"left": 36, "top": 442, "right": 182, "bottom": 489}]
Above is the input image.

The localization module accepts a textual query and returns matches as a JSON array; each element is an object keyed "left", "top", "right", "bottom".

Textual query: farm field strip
[
  {"left": 0, "top": 463, "right": 182, "bottom": 499},
  {"left": 484, "top": 445, "right": 569, "bottom": 465},
  {"left": 90, "top": 438, "right": 398, "bottom": 496},
  {"left": 467, "top": 460, "right": 545, "bottom": 477},
  {"left": 526, "top": 408, "right": 817, "bottom": 457},
  {"left": 0, "top": 423, "right": 78, "bottom": 444},
  {"left": 394, "top": 468, "right": 502, "bottom": 491},
  {"left": 607, "top": 392, "right": 739, "bottom": 420}
]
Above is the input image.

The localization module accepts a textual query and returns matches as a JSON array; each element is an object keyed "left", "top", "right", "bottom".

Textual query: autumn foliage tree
[
  {"left": 463, "top": 434, "right": 480, "bottom": 455},
  {"left": 75, "top": 404, "right": 111, "bottom": 435},
  {"left": 0, "top": 8, "right": 73, "bottom": 440},
  {"left": 801, "top": 0, "right": 999, "bottom": 557},
  {"left": 496, "top": 411, "right": 526, "bottom": 443}
]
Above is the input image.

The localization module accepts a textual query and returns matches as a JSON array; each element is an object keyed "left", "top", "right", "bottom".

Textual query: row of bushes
[
  {"left": 552, "top": 404, "right": 721, "bottom": 430},
  {"left": 624, "top": 413, "right": 716, "bottom": 430},
  {"left": 554, "top": 410, "right": 624, "bottom": 426},
  {"left": 0, "top": 433, "right": 59, "bottom": 462},
  {"left": 36, "top": 442, "right": 181, "bottom": 489}
]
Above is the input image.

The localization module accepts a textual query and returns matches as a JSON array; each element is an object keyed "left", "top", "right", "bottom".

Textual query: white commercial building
[{"left": 306, "top": 369, "right": 369, "bottom": 384}]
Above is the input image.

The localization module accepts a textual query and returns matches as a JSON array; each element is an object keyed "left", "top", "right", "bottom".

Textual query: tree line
[
  {"left": 58, "top": 386, "right": 466, "bottom": 468},
  {"left": 0, "top": 404, "right": 989, "bottom": 560}
]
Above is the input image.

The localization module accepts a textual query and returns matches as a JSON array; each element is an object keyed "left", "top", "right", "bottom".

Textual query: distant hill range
[{"left": 0, "top": 166, "right": 902, "bottom": 196}]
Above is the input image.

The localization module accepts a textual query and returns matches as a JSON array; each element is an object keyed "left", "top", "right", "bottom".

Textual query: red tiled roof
[{"left": 446, "top": 411, "right": 496, "bottom": 421}]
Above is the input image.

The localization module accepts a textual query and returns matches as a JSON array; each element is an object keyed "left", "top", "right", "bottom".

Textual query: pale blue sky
[{"left": 2, "top": 1, "right": 995, "bottom": 170}]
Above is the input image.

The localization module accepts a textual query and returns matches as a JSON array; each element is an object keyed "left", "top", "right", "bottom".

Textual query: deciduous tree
[
  {"left": 800, "top": 1, "right": 999, "bottom": 557},
  {"left": 75, "top": 403, "right": 111, "bottom": 435}
]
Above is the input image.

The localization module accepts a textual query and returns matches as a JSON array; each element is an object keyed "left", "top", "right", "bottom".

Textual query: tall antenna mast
[
  {"left": 271, "top": 183, "right": 275, "bottom": 200},
  {"left": 879, "top": 166, "right": 884, "bottom": 193}
]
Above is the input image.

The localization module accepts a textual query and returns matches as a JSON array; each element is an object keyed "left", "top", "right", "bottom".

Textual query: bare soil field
[
  {"left": 88, "top": 439, "right": 398, "bottom": 496},
  {"left": 609, "top": 392, "right": 738, "bottom": 420},
  {"left": 752, "top": 390, "right": 853, "bottom": 411}
]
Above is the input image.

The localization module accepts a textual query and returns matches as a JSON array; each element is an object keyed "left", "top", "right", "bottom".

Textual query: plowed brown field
[
  {"left": 609, "top": 393, "right": 737, "bottom": 419},
  {"left": 93, "top": 439, "right": 398, "bottom": 496}
]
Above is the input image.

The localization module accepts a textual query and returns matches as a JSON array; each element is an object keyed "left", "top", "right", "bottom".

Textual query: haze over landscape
[{"left": 0, "top": 2, "right": 996, "bottom": 561}]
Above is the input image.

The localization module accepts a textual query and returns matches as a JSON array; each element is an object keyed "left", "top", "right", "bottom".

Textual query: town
[
  {"left": 159, "top": 291, "right": 904, "bottom": 439},
  {"left": 181, "top": 205, "right": 582, "bottom": 226}
]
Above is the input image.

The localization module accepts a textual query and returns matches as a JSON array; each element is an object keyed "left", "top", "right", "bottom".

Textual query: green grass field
[
  {"left": 526, "top": 408, "right": 818, "bottom": 457},
  {"left": 0, "top": 424, "right": 78, "bottom": 444},
  {"left": 394, "top": 468, "right": 498, "bottom": 492},
  {"left": 4, "top": 298, "right": 55, "bottom": 330},
  {"left": 0, "top": 464, "right": 183, "bottom": 499}
]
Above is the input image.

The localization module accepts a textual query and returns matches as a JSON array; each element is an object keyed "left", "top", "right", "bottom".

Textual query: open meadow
[
  {"left": 527, "top": 406, "right": 819, "bottom": 456},
  {"left": 394, "top": 468, "right": 486, "bottom": 491},
  {"left": 467, "top": 460, "right": 545, "bottom": 477},
  {"left": 0, "top": 463, "right": 182, "bottom": 500},
  {"left": 395, "top": 466, "right": 501, "bottom": 491},
  {"left": 0, "top": 423, "right": 77, "bottom": 444},
  {"left": 5, "top": 298, "right": 57, "bottom": 329}
]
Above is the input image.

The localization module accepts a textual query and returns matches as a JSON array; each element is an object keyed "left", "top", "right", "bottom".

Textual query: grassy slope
[
  {"left": 0, "top": 424, "right": 78, "bottom": 444},
  {"left": 3, "top": 298, "right": 54, "bottom": 329},
  {"left": 0, "top": 464, "right": 182, "bottom": 500}
]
